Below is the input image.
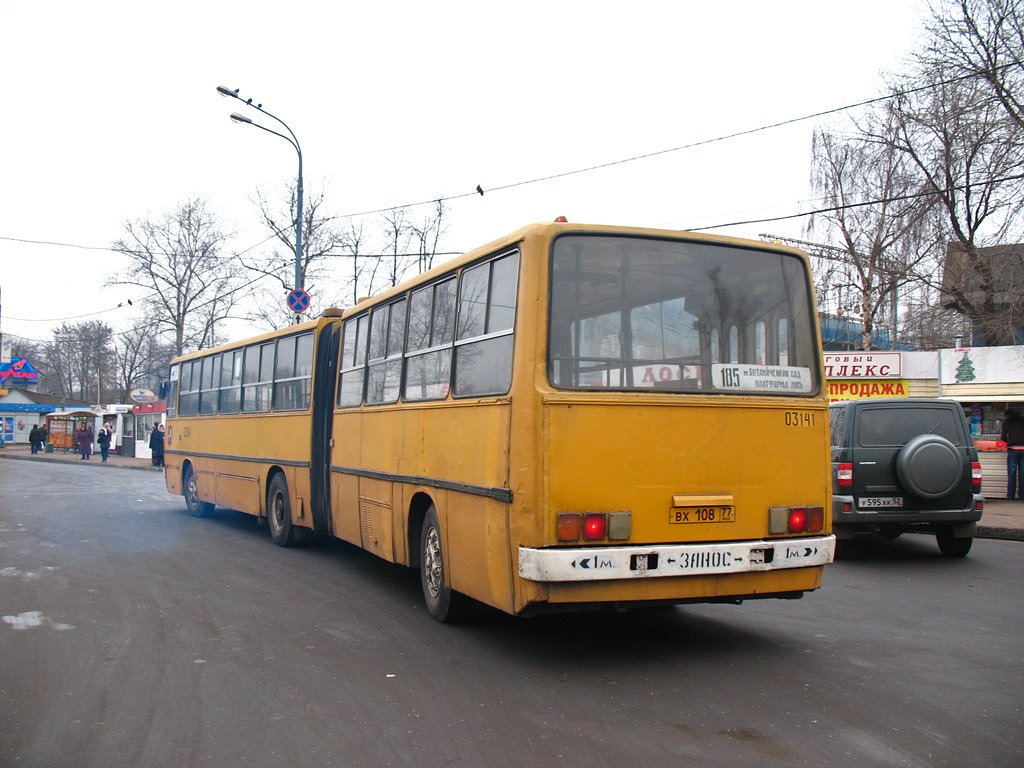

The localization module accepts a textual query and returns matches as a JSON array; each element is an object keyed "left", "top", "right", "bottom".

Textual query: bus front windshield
[{"left": 548, "top": 234, "right": 820, "bottom": 395}]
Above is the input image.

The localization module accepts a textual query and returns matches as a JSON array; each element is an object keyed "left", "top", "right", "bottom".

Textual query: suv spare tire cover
[{"left": 896, "top": 434, "right": 962, "bottom": 499}]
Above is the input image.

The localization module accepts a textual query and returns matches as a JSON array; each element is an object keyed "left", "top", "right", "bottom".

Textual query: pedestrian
[
  {"left": 75, "top": 423, "right": 94, "bottom": 460},
  {"left": 29, "top": 424, "right": 42, "bottom": 455},
  {"left": 97, "top": 422, "right": 113, "bottom": 463},
  {"left": 39, "top": 423, "right": 48, "bottom": 450},
  {"left": 149, "top": 423, "right": 165, "bottom": 468},
  {"left": 1001, "top": 408, "right": 1024, "bottom": 500}
]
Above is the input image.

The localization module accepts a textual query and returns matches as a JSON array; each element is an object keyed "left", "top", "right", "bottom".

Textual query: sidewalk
[
  {"left": 0, "top": 442, "right": 1021, "bottom": 541},
  {"left": 0, "top": 441, "right": 161, "bottom": 472}
]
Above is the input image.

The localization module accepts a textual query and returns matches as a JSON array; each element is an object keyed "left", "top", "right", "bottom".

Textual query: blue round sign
[{"left": 287, "top": 289, "right": 311, "bottom": 313}]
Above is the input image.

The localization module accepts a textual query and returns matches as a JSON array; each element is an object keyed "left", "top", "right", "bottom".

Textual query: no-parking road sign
[{"left": 287, "top": 289, "right": 311, "bottom": 313}]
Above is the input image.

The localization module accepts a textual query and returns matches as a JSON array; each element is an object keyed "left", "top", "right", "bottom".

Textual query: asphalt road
[{"left": 1, "top": 460, "right": 1022, "bottom": 768}]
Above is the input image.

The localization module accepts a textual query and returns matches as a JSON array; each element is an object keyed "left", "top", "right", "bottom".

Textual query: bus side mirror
[{"left": 158, "top": 381, "right": 169, "bottom": 399}]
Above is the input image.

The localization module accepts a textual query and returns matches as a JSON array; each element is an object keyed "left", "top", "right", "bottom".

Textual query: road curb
[
  {"left": 977, "top": 526, "right": 1024, "bottom": 542},
  {"left": 0, "top": 454, "right": 162, "bottom": 472}
]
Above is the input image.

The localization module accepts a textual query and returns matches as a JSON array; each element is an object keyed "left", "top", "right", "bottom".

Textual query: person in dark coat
[
  {"left": 75, "top": 424, "right": 94, "bottom": 460},
  {"left": 97, "top": 423, "right": 113, "bottom": 463},
  {"left": 29, "top": 425, "right": 42, "bottom": 455},
  {"left": 149, "top": 423, "right": 165, "bottom": 467},
  {"left": 1001, "top": 409, "right": 1024, "bottom": 500}
]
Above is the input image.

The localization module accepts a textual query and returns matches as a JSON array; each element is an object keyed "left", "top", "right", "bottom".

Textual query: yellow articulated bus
[{"left": 164, "top": 221, "right": 835, "bottom": 621}]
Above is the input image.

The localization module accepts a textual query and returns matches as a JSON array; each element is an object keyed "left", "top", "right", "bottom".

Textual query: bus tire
[
  {"left": 267, "top": 474, "right": 296, "bottom": 547},
  {"left": 420, "top": 505, "right": 462, "bottom": 622},
  {"left": 183, "top": 464, "right": 213, "bottom": 518}
]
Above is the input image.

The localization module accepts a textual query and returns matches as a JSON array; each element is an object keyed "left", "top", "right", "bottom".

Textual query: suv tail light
[
  {"left": 837, "top": 463, "right": 853, "bottom": 487},
  {"left": 972, "top": 462, "right": 982, "bottom": 492}
]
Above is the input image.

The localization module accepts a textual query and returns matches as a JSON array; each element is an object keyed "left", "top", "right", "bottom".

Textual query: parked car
[{"left": 829, "top": 398, "right": 984, "bottom": 556}]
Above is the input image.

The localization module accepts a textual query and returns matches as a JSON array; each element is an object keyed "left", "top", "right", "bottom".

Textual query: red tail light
[
  {"left": 837, "top": 463, "right": 853, "bottom": 487},
  {"left": 788, "top": 507, "right": 807, "bottom": 533},
  {"left": 971, "top": 462, "right": 982, "bottom": 492},
  {"left": 583, "top": 513, "right": 607, "bottom": 541}
]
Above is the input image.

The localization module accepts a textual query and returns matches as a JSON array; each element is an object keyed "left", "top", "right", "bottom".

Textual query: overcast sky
[{"left": 0, "top": 0, "right": 929, "bottom": 346}]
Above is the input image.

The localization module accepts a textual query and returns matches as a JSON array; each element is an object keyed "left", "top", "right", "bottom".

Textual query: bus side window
[
  {"left": 454, "top": 251, "right": 519, "bottom": 397},
  {"left": 337, "top": 315, "right": 369, "bottom": 408},
  {"left": 242, "top": 342, "right": 274, "bottom": 413},
  {"left": 366, "top": 299, "right": 406, "bottom": 405},
  {"left": 199, "top": 354, "right": 221, "bottom": 415},
  {"left": 404, "top": 277, "right": 456, "bottom": 402},
  {"left": 273, "top": 332, "right": 314, "bottom": 411},
  {"left": 179, "top": 361, "right": 199, "bottom": 416},
  {"left": 219, "top": 349, "right": 242, "bottom": 414}
]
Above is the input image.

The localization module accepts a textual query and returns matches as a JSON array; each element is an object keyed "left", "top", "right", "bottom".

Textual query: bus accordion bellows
[{"left": 164, "top": 221, "right": 836, "bottom": 621}]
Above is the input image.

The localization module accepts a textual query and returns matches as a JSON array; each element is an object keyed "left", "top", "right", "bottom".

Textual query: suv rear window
[{"left": 858, "top": 407, "right": 962, "bottom": 447}]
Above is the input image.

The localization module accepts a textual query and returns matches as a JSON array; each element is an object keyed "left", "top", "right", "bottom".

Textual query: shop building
[
  {"left": 826, "top": 345, "right": 1024, "bottom": 498},
  {"left": 0, "top": 388, "right": 90, "bottom": 446}
]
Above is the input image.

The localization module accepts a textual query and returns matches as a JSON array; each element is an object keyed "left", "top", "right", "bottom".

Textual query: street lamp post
[{"left": 216, "top": 86, "right": 304, "bottom": 320}]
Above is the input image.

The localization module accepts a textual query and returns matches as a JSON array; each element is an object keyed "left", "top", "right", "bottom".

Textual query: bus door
[{"left": 310, "top": 321, "right": 342, "bottom": 533}]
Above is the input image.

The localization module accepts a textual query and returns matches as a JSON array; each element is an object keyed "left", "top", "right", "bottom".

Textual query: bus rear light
[
  {"left": 583, "top": 513, "right": 607, "bottom": 541},
  {"left": 557, "top": 513, "right": 581, "bottom": 542},
  {"left": 806, "top": 506, "right": 824, "bottom": 532},
  {"left": 972, "top": 462, "right": 982, "bottom": 492},
  {"left": 837, "top": 463, "right": 853, "bottom": 487},
  {"left": 770, "top": 506, "right": 815, "bottom": 534},
  {"left": 788, "top": 507, "right": 808, "bottom": 533}
]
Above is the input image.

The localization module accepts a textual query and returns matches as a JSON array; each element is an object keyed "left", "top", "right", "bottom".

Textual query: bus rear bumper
[{"left": 518, "top": 535, "right": 836, "bottom": 582}]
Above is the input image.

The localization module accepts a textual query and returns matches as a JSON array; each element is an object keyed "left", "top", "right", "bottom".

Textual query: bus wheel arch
[
  {"left": 266, "top": 469, "right": 296, "bottom": 547},
  {"left": 407, "top": 492, "right": 435, "bottom": 568},
  {"left": 182, "top": 461, "right": 213, "bottom": 518}
]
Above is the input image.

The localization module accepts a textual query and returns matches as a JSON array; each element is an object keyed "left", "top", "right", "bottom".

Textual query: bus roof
[{"left": 170, "top": 221, "right": 809, "bottom": 366}]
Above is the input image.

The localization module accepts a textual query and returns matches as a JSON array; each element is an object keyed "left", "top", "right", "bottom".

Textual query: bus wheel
[
  {"left": 267, "top": 474, "right": 295, "bottom": 547},
  {"left": 420, "top": 505, "right": 462, "bottom": 622},
  {"left": 183, "top": 464, "right": 213, "bottom": 518}
]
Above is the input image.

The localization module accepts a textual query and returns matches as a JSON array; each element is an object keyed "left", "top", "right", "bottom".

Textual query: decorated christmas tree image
[{"left": 955, "top": 352, "right": 976, "bottom": 382}]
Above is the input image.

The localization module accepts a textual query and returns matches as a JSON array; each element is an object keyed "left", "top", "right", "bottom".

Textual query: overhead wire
[{"left": 2, "top": 66, "right": 1013, "bottom": 345}]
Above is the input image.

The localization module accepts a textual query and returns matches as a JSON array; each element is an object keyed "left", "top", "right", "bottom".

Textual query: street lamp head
[
  {"left": 216, "top": 85, "right": 239, "bottom": 98},
  {"left": 229, "top": 112, "right": 254, "bottom": 125}
]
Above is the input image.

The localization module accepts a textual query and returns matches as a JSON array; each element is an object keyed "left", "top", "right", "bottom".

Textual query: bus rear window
[{"left": 548, "top": 235, "right": 819, "bottom": 395}]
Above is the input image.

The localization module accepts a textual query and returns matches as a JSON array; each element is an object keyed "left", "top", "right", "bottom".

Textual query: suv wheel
[{"left": 936, "top": 526, "right": 973, "bottom": 557}]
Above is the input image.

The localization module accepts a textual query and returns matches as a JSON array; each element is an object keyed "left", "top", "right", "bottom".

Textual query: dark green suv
[{"left": 829, "top": 398, "right": 984, "bottom": 557}]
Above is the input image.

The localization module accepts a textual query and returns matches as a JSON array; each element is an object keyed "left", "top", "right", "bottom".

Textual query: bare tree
[
  {"left": 111, "top": 321, "right": 176, "bottom": 402},
  {"left": 380, "top": 208, "right": 413, "bottom": 290},
  {"left": 336, "top": 220, "right": 378, "bottom": 307},
  {"left": 807, "top": 119, "right": 936, "bottom": 349},
  {"left": 881, "top": 64, "right": 1024, "bottom": 344},
  {"left": 43, "top": 321, "right": 113, "bottom": 402},
  {"left": 409, "top": 199, "right": 449, "bottom": 273},
  {"left": 924, "top": 0, "right": 1024, "bottom": 129},
  {"left": 242, "top": 183, "right": 348, "bottom": 328},
  {"left": 110, "top": 199, "right": 241, "bottom": 356}
]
